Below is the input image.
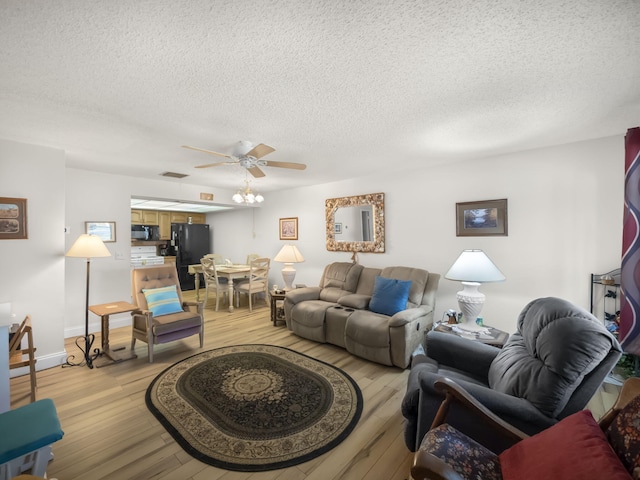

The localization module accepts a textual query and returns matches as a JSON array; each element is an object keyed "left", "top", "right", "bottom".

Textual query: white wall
[
  {"left": 0, "top": 139, "right": 67, "bottom": 370},
  {"left": 0, "top": 134, "right": 626, "bottom": 374}
]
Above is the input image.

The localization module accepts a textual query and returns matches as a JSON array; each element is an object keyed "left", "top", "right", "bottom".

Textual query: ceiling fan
[{"left": 182, "top": 141, "right": 307, "bottom": 178}]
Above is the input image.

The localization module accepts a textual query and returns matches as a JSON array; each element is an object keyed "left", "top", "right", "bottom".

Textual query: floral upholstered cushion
[
  {"left": 606, "top": 395, "right": 640, "bottom": 479},
  {"left": 419, "top": 424, "right": 502, "bottom": 480}
]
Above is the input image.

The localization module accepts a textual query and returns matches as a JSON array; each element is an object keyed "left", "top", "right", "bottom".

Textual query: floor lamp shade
[
  {"left": 274, "top": 245, "right": 305, "bottom": 290},
  {"left": 65, "top": 234, "right": 111, "bottom": 368},
  {"left": 66, "top": 234, "right": 111, "bottom": 258},
  {"left": 445, "top": 249, "right": 505, "bottom": 332}
]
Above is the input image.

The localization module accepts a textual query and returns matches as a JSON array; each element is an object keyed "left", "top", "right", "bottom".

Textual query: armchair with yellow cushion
[{"left": 131, "top": 264, "right": 204, "bottom": 362}]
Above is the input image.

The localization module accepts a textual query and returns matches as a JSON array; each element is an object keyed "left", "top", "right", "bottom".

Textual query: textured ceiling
[{"left": 1, "top": 0, "right": 639, "bottom": 195}]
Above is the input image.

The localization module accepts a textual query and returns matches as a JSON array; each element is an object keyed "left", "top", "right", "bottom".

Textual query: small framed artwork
[
  {"left": 0, "top": 197, "right": 28, "bottom": 240},
  {"left": 334, "top": 222, "right": 342, "bottom": 234},
  {"left": 279, "top": 217, "right": 298, "bottom": 240},
  {"left": 456, "top": 199, "right": 508, "bottom": 237},
  {"left": 85, "top": 221, "right": 117, "bottom": 242}
]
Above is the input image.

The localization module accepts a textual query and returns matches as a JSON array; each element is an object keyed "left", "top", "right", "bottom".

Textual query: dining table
[{"left": 188, "top": 263, "right": 251, "bottom": 312}]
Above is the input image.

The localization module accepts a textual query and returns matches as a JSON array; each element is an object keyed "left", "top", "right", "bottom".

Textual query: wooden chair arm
[
  {"left": 412, "top": 449, "right": 466, "bottom": 480},
  {"left": 432, "top": 377, "right": 529, "bottom": 443},
  {"left": 599, "top": 377, "right": 640, "bottom": 430}
]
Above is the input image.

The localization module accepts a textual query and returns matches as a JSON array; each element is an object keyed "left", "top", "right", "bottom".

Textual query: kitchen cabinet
[
  {"left": 132, "top": 209, "right": 205, "bottom": 227},
  {"left": 131, "top": 209, "right": 159, "bottom": 225},
  {"left": 159, "top": 212, "right": 171, "bottom": 240},
  {"left": 170, "top": 212, "right": 206, "bottom": 224}
]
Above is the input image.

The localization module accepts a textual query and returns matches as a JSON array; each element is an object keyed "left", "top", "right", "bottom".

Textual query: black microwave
[{"left": 131, "top": 225, "right": 160, "bottom": 241}]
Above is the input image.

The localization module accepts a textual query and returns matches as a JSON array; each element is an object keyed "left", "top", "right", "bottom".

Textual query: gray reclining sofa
[{"left": 283, "top": 262, "right": 440, "bottom": 368}]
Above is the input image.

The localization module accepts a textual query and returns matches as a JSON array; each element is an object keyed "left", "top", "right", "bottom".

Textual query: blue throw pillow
[
  {"left": 369, "top": 276, "right": 412, "bottom": 316},
  {"left": 143, "top": 285, "right": 183, "bottom": 317}
]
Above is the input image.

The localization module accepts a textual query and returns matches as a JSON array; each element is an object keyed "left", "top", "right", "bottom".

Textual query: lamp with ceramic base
[
  {"left": 273, "top": 244, "right": 305, "bottom": 290},
  {"left": 445, "top": 249, "right": 505, "bottom": 332},
  {"left": 64, "top": 233, "right": 111, "bottom": 369}
]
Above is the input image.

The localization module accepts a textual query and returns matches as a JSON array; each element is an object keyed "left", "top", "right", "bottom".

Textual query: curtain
[{"left": 620, "top": 127, "right": 640, "bottom": 354}]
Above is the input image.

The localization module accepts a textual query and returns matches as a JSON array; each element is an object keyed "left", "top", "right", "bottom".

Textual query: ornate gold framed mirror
[{"left": 325, "top": 192, "right": 385, "bottom": 253}]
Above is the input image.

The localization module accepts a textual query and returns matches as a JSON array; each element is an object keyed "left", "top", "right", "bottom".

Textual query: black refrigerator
[{"left": 171, "top": 223, "right": 210, "bottom": 290}]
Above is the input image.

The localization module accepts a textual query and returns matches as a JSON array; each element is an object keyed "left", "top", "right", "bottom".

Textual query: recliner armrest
[
  {"left": 285, "top": 286, "right": 322, "bottom": 304},
  {"left": 390, "top": 306, "right": 433, "bottom": 327},
  {"left": 338, "top": 294, "right": 371, "bottom": 310},
  {"left": 426, "top": 331, "right": 500, "bottom": 378},
  {"left": 418, "top": 373, "right": 556, "bottom": 429}
]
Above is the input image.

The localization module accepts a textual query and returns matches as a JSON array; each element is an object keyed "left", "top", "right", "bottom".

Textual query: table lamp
[
  {"left": 274, "top": 244, "right": 305, "bottom": 290},
  {"left": 65, "top": 233, "right": 111, "bottom": 368},
  {"left": 445, "top": 249, "right": 505, "bottom": 332}
]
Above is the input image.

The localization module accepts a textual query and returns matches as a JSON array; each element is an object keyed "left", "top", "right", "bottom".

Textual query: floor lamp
[
  {"left": 274, "top": 244, "right": 305, "bottom": 290},
  {"left": 65, "top": 233, "right": 111, "bottom": 369}
]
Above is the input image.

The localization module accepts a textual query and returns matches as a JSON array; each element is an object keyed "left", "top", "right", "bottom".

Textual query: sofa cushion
[
  {"left": 499, "top": 410, "right": 631, "bottom": 480},
  {"left": 143, "top": 285, "right": 183, "bottom": 317},
  {"left": 488, "top": 297, "right": 619, "bottom": 417},
  {"left": 606, "top": 394, "right": 640, "bottom": 477},
  {"left": 369, "top": 276, "right": 411, "bottom": 316}
]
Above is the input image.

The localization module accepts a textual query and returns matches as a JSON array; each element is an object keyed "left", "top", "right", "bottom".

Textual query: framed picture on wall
[
  {"left": 334, "top": 222, "right": 342, "bottom": 234},
  {"left": 85, "top": 221, "right": 117, "bottom": 242},
  {"left": 279, "top": 217, "right": 298, "bottom": 240},
  {"left": 456, "top": 199, "right": 508, "bottom": 237},
  {"left": 0, "top": 197, "right": 28, "bottom": 240}
]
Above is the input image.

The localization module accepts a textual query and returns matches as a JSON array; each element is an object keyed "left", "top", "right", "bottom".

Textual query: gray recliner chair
[{"left": 401, "top": 297, "right": 623, "bottom": 453}]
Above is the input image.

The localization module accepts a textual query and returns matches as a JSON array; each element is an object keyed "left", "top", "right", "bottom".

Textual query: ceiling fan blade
[
  {"left": 246, "top": 143, "right": 275, "bottom": 159},
  {"left": 195, "top": 161, "right": 237, "bottom": 169},
  {"left": 247, "top": 166, "right": 266, "bottom": 178},
  {"left": 182, "top": 145, "right": 233, "bottom": 158},
  {"left": 265, "top": 160, "right": 307, "bottom": 170}
]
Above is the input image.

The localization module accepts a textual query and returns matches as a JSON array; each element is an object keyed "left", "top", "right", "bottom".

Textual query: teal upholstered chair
[{"left": 0, "top": 398, "right": 64, "bottom": 479}]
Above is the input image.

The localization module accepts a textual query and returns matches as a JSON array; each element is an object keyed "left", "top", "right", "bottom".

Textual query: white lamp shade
[
  {"left": 66, "top": 234, "right": 111, "bottom": 258},
  {"left": 274, "top": 245, "right": 305, "bottom": 263},
  {"left": 445, "top": 249, "right": 505, "bottom": 283}
]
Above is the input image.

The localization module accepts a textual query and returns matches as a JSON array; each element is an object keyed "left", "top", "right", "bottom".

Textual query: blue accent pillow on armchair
[
  {"left": 143, "top": 285, "right": 183, "bottom": 316},
  {"left": 369, "top": 276, "right": 412, "bottom": 316}
]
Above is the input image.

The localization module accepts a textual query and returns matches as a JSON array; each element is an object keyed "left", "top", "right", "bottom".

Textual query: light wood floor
[{"left": 10, "top": 291, "right": 415, "bottom": 480}]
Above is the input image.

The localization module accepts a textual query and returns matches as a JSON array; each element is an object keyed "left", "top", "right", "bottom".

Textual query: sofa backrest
[
  {"left": 380, "top": 266, "right": 438, "bottom": 308},
  {"left": 488, "top": 297, "right": 622, "bottom": 419},
  {"left": 354, "top": 267, "right": 382, "bottom": 295},
  {"left": 318, "top": 262, "right": 364, "bottom": 302}
]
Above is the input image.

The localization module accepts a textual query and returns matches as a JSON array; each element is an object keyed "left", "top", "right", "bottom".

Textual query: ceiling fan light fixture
[{"left": 232, "top": 179, "right": 264, "bottom": 205}]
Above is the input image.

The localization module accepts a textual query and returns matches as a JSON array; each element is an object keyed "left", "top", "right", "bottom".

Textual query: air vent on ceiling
[{"left": 160, "top": 171, "right": 189, "bottom": 179}]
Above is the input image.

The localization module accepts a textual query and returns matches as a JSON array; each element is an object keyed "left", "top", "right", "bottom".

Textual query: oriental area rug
[{"left": 145, "top": 344, "right": 363, "bottom": 471}]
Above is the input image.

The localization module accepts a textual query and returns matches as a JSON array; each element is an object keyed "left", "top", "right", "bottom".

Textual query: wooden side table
[
  {"left": 88, "top": 301, "right": 139, "bottom": 367},
  {"left": 433, "top": 322, "right": 509, "bottom": 348},
  {"left": 270, "top": 291, "right": 286, "bottom": 326}
]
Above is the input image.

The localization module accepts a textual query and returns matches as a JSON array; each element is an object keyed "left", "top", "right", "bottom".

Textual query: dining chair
[
  {"left": 201, "top": 256, "right": 229, "bottom": 311},
  {"left": 246, "top": 253, "right": 260, "bottom": 265},
  {"left": 9, "top": 315, "right": 37, "bottom": 403},
  {"left": 203, "top": 253, "right": 225, "bottom": 264},
  {"left": 234, "top": 257, "right": 270, "bottom": 312}
]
